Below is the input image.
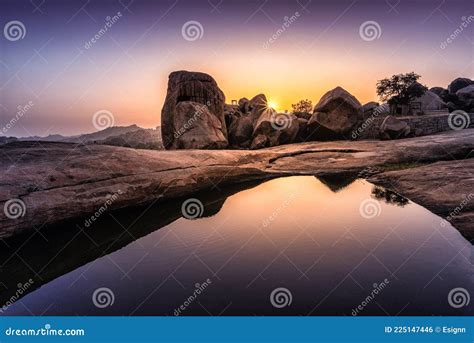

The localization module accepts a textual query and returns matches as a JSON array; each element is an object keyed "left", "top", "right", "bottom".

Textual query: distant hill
[{"left": 1, "top": 125, "right": 163, "bottom": 150}]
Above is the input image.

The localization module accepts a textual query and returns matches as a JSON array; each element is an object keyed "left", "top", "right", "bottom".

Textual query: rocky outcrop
[
  {"left": 430, "top": 87, "right": 448, "bottom": 99},
  {"left": 238, "top": 98, "right": 251, "bottom": 114},
  {"left": 448, "top": 78, "right": 473, "bottom": 94},
  {"left": 249, "top": 94, "right": 268, "bottom": 124},
  {"left": 171, "top": 101, "right": 227, "bottom": 149},
  {"left": 311, "top": 87, "right": 363, "bottom": 139},
  {"left": 251, "top": 110, "right": 299, "bottom": 148},
  {"left": 416, "top": 90, "right": 448, "bottom": 113},
  {"left": 456, "top": 84, "right": 474, "bottom": 102},
  {"left": 161, "top": 71, "right": 227, "bottom": 149},
  {"left": 380, "top": 115, "right": 411, "bottom": 140},
  {"left": 228, "top": 115, "right": 253, "bottom": 148},
  {"left": 362, "top": 101, "right": 379, "bottom": 116}
]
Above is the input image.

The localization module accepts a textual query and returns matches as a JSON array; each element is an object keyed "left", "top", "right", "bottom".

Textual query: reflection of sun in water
[{"left": 267, "top": 100, "right": 278, "bottom": 110}]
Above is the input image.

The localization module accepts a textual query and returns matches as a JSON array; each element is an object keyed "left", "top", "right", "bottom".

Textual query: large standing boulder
[
  {"left": 228, "top": 115, "right": 253, "bottom": 148},
  {"left": 415, "top": 90, "right": 447, "bottom": 113},
  {"left": 309, "top": 87, "right": 362, "bottom": 139},
  {"left": 379, "top": 115, "right": 411, "bottom": 140},
  {"left": 251, "top": 110, "right": 299, "bottom": 148},
  {"left": 161, "top": 71, "right": 227, "bottom": 149},
  {"left": 249, "top": 94, "right": 268, "bottom": 124},
  {"left": 448, "top": 78, "right": 473, "bottom": 94},
  {"left": 362, "top": 101, "right": 379, "bottom": 117},
  {"left": 456, "top": 84, "right": 474, "bottom": 102},
  {"left": 172, "top": 101, "right": 227, "bottom": 149},
  {"left": 238, "top": 98, "right": 251, "bottom": 114},
  {"left": 430, "top": 87, "right": 448, "bottom": 100}
]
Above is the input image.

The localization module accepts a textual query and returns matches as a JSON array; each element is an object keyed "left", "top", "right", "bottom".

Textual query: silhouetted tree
[
  {"left": 291, "top": 99, "right": 313, "bottom": 113},
  {"left": 376, "top": 72, "right": 427, "bottom": 114}
]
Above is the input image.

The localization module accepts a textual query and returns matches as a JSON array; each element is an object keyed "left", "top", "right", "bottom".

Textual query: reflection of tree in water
[{"left": 371, "top": 186, "right": 409, "bottom": 207}]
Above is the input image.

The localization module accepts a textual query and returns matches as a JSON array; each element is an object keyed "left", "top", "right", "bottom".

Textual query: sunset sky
[{"left": 1, "top": 0, "right": 472, "bottom": 136}]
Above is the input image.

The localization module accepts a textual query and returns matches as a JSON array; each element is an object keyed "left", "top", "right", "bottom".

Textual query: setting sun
[{"left": 267, "top": 100, "right": 278, "bottom": 111}]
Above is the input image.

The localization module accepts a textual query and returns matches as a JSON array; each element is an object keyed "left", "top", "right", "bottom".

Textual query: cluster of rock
[
  {"left": 430, "top": 77, "right": 474, "bottom": 113},
  {"left": 160, "top": 71, "right": 473, "bottom": 150},
  {"left": 160, "top": 71, "right": 371, "bottom": 150}
]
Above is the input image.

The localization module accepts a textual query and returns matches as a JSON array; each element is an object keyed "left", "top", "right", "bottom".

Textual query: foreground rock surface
[{"left": 1, "top": 129, "right": 473, "bottom": 240}]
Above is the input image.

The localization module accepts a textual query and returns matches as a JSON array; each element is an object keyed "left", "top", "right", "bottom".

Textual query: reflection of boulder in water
[
  {"left": 371, "top": 186, "right": 409, "bottom": 207},
  {"left": 316, "top": 174, "right": 357, "bottom": 193}
]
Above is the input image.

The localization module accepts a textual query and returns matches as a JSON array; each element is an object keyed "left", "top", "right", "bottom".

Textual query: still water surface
[{"left": 4, "top": 176, "right": 473, "bottom": 315}]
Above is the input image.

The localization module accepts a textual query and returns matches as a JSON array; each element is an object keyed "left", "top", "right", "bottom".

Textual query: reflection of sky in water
[{"left": 4, "top": 176, "right": 473, "bottom": 316}]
